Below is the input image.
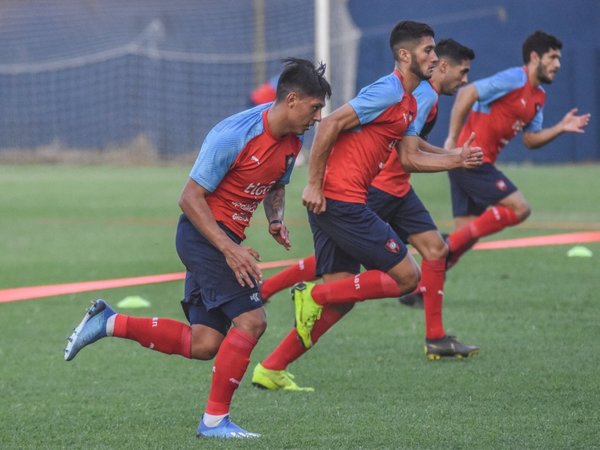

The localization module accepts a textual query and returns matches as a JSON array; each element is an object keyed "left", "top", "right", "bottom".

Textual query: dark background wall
[
  {"left": 349, "top": 0, "right": 600, "bottom": 162},
  {"left": 0, "top": 0, "right": 598, "bottom": 162}
]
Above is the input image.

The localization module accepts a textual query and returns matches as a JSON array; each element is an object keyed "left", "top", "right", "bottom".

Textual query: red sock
[
  {"left": 311, "top": 270, "right": 402, "bottom": 305},
  {"left": 205, "top": 328, "right": 258, "bottom": 415},
  {"left": 421, "top": 259, "right": 446, "bottom": 340},
  {"left": 260, "top": 255, "right": 317, "bottom": 301},
  {"left": 448, "top": 206, "right": 519, "bottom": 265},
  {"left": 262, "top": 306, "right": 345, "bottom": 370},
  {"left": 113, "top": 315, "right": 191, "bottom": 358}
]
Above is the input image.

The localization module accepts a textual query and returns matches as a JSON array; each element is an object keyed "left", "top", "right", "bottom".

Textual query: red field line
[
  {"left": 473, "top": 231, "right": 600, "bottom": 250},
  {"left": 0, "top": 259, "right": 301, "bottom": 304},
  {"left": 1, "top": 232, "right": 598, "bottom": 304}
]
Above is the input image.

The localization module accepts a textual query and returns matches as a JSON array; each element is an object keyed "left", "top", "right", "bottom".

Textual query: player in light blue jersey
[{"left": 64, "top": 58, "right": 331, "bottom": 439}]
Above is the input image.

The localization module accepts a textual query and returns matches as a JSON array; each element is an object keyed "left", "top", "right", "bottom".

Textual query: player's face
[
  {"left": 536, "top": 48, "right": 561, "bottom": 84},
  {"left": 410, "top": 37, "right": 438, "bottom": 80},
  {"left": 441, "top": 59, "right": 472, "bottom": 95},
  {"left": 289, "top": 94, "right": 325, "bottom": 134}
]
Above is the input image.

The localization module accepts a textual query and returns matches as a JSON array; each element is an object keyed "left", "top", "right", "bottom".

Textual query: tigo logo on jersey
[
  {"left": 244, "top": 181, "right": 276, "bottom": 196},
  {"left": 385, "top": 238, "right": 400, "bottom": 254}
]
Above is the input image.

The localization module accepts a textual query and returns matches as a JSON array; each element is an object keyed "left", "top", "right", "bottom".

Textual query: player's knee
[
  {"left": 190, "top": 340, "right": 220, "bottom": 360},
  {"left": 420, "top": 239, "right": 448, "bottom": 261},
  {"left": 517, "top": 204, "right": 532, "bottom": 222},
  {"left": 235, "top": 316, "right": 267, "bottom": 340},
  {"left": 399, "top": 264, "right": 420, "bottom": 293},
  {"left": 189, "top": 327, "right": 226, "bottom": 360},
  {"left": 508, "top": 204, "right": 530, "bottom": 223},
  {"left": 191, "top": 345, "right": 218, "bottom": 360},
  {"left": 409, "top": 269, "right": 420, "bottom": 291},
  {"left": 506, "top": 199, "right": 531, "bottom": 222},
  {"left": 389, "top": 257, "right": 420, "bottom": 293}
]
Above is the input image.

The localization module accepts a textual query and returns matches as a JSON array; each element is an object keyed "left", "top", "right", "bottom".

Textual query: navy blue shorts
[
  {"left": 308, "top": 199, "right": 408, "bottom": 277},
  {"left": 448, "top": 163, "right": 518, "bottom": 217},
  {"left": 175, "top": 215, "right": 263, "bottom": 334},
  {"left": 367, "top": 186, "right": 437, "bottom": 242}
]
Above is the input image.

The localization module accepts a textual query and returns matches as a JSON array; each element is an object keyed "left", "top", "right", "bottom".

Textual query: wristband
[{"left": 269, "top": 219, "right": 283, "bottom": 225}]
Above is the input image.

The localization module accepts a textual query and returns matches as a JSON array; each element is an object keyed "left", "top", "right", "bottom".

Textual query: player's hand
[
  {"left": 302, "top": 183, "right": 326, "bottom": 214},
  {"left": 269, "top": 221, "right": 291, "bottom": 250},
  {"left": 223, "top": 243, "right": 262, "bottom": 288},
  {"left": 560, "top": 108, "right": 591, "bottom": 133},
  {"left": 459, "top": 132, "right": 483, "bottom": 169}
]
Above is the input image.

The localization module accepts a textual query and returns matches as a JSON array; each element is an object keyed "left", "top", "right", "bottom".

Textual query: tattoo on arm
[{"left": 264, "top": 184, "right": 285, "bottom": 222}]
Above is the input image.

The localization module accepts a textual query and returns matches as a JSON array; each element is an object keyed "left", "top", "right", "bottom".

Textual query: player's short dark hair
[
  {"left": 389, "top": 21, "right": 435, "bottom": 61},
  {"left": 522, "top": 31, "right": 562, "bottom": 63},
  {"left": 275, "top": 57, "right": 332, "bottom": 102},
  {"left": 435, "top": 39, "right": 475, "bottom": 63}
]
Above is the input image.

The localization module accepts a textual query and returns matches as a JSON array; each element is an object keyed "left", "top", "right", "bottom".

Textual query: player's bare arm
[
  {"left": 522, "top": 107, "right": 591, "bottom": 149},
  {"left": 399, "top": 132, "right": 482, "bottom": 172},
  {"left": 444, "top": 83, "right": 478, "bottom": 149},
  {"left": 263, "top": 183, "right": 291, "bottom": 250},
  {"left": 179, "top": 178, "right": 262, "bottom": 287},
  {"left": 303, "top": 103, "right": 361, "bottom": 214},
  {"left": 417, "top": 138, "right": 454, "bottom": 155}
]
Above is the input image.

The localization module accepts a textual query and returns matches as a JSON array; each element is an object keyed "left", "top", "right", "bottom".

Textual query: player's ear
[
  {"left": 286, "top": 91, "right": 298, "bottom": 108},
  {"left": 438, "top": 59, "right": 448, "bottom": 73},
  {"left": 398, "top": 47, "right": 411, "bottom": 64},
  {"left": 529, "top": 51, "right": 540, "bottom": 65}
]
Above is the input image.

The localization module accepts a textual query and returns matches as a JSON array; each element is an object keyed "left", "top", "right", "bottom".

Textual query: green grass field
[{"left": 1, "top": 163, "right": 599, "bottom": 449}]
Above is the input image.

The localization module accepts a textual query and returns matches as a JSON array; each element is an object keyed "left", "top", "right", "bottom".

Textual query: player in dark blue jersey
[{"left": 64, "top": 58, "right": 331, "bottom": 439}]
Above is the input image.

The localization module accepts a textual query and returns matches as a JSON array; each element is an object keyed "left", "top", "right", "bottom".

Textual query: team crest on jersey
[
  {"left": 496, "top": 179, "right": 508, "bottom": 191},
  {"left": 385, "top": 238, "right": 400, "bottom": 254}
]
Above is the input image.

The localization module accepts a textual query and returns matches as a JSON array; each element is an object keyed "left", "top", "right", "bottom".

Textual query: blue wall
[
  {"left": 348, "top": 0, "right": 600, "bottom": 162},
  {"left": 0, "top": 0, "right": 598, "bottom": 162}
]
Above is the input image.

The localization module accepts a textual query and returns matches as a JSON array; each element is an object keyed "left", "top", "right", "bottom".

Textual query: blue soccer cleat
[
  {"left": 64, "top": 299, "right": 116, "bottom": 361},
  {"left": 197, "top": 416, "right": 260, "bottom": 438}
]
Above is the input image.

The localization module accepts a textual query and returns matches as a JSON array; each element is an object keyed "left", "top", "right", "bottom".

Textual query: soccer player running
[
  {"left": 402, "top": 30, "right": 590, "bottom": 308},
  {"left": 251, "top": 21, "right": 483, "bottom": 392},
  {"left": 63, "top": 58, "right": 331, "bottom": 439},
  {"left": 254, "top": 40, "right": 479, "bottom": 382}
]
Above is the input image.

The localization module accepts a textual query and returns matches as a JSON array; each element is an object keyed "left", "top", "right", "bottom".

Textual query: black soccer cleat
[
  {"left": 398, "top": 292, "right": 424, "bottom": 309},
  {"left": 425, "top": 335, "right": 480, "bottom": 360}
]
